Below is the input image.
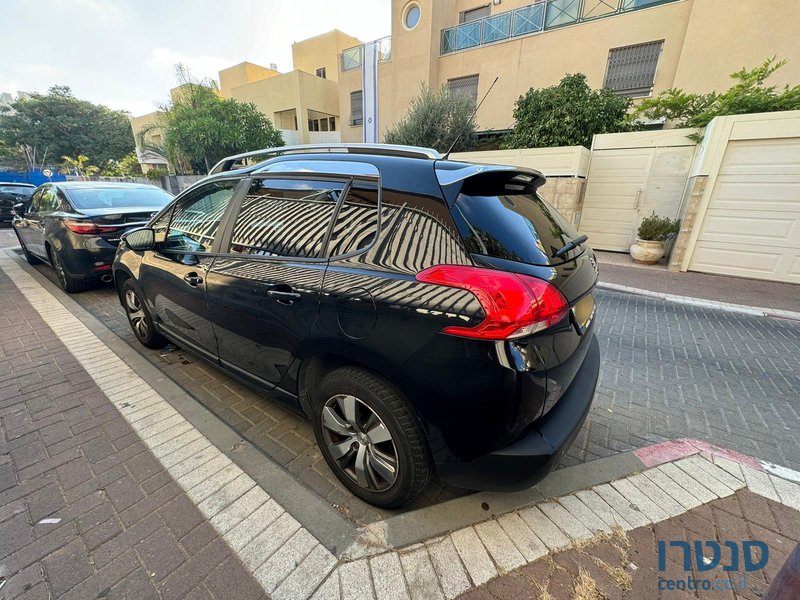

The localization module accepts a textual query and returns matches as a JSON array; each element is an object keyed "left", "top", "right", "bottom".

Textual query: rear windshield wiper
[{"left": 553, "top": 235, "right": 588, "bottom": 259}]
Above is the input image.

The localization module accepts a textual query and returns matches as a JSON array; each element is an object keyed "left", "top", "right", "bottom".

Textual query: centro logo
[
  {"left": 658, "top": 540, "right": 768, "bottom": 572},
  {"left": 657, "top": 539, "right": 768, "bottom": 593}
]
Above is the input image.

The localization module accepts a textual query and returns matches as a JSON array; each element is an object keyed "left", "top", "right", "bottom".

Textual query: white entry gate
[
  {"left": 578, "top": 130, "right": 697, "bottom": 251},
  {"left": 687, "top": 137, "right": 800, "bottom": 283}
]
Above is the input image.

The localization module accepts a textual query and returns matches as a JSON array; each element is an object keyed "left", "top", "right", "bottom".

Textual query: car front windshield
[{"left": 67, "top": 187, "right": 172, "bottom": 210}]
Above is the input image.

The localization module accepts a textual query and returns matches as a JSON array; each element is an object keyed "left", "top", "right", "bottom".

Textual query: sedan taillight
[
  {"left": 415, "top": 265, "right": 569, "bottom": 340},
  {"left": 64, "top": 219, "right": 120, "bottom": 235}
]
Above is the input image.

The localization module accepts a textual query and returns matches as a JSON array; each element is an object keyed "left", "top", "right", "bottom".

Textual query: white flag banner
[{"left": 362, "top": 41, "right": 379, "bottom": 143}]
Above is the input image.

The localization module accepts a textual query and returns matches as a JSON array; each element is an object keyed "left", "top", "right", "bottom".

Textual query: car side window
[
  {"left": 55, "top": 189, "right": 72, "bottom": 212},
  {"left": 151, "top": 206, "right": 175, "bottom": 244},
  {"left": 28, "top": 189, "right": 44, "bottom": 213},
  {"left": 164, "top": 180, "right": 239, "bottom": 253},
  {"left": 326, "top": 183, "right": 380, "bottom": 257},
  {"left": 229, "top": 178, "right": 344, "bottom": 258},
  {"left": 38, "top": 188, "right": 59, "bottom": 213}
]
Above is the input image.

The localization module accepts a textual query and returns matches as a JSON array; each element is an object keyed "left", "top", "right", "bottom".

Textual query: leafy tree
[
  {"left": 143, "top": 67, "right": 284, "bottom": 174},
  {"left": 384, "top": 83, "right": 477, "bottom": 153},
  {"left": 0, "top": 138, "right": 26, "bottom": 170},
  {"left": 100, "top": 151, "right": 143, "bottom": 177},
  {"left": 145, "top": 167, "right": 168, "bottom": 181},
  {"left": 0, "top": 86, "right": 135, "bottom": 169},
  {"left": 634, "top": 58, "right": 800, "bottom": 141},
  {"left": 60, "top": 154, "right": 100, "bottom": 179},
  {"left": 504, "top": 74, "right": 635, "bottom": 149}
]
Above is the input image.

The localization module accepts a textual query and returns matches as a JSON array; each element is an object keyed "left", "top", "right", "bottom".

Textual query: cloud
[
  {"left": 45, "top": 0, "right": 127, "bottom": 22},
  {"left": 147, "top": 48, "right": 232, "bottom": 86}
]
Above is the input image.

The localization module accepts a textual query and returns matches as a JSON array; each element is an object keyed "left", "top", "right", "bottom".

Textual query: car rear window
[
  {"left": 450, "top": 177, "right": 581, "bottom": 266},
  {"left": 0, "top": 186, "right": 35, "bottom": 198},
  {"left": 67, "top": 187, "right": 173, "bottom": 210}
]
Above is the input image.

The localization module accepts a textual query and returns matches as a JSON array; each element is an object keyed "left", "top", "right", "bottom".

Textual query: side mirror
[
  {"left": 12, "top": 202, "right": 26, "bottom": 215},
  {"left": 122, "top": 227, "right": 156, "bottom": 251}
]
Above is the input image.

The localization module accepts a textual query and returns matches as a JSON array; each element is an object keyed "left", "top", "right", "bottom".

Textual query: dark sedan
[
  {"left": 0, "top": 182, "right": 36, "bottom": 223},
  {"left": 13, "top": 182, "right": 172, "bottom": 292}
]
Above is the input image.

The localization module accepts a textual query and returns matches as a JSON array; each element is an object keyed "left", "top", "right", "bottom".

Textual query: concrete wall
[
  {"left": 450, "top": 146, "right": 590, "bottom": 177},
  {"left": 219, "top": 63, "right": 279, "bottom": 98},
  {"left": 672, "top": 0, "right": 799, "bottom": 94},
  {"left": 228, "top": 70, "right": 340, "bottom": 145},
  {"left": 292, "top": 30, "right": 363, "bottom": 83}
]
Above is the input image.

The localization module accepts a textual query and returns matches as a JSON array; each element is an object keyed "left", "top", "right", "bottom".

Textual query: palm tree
[{"left": 60, "top": 154, "right": 100, "bottom": 180}]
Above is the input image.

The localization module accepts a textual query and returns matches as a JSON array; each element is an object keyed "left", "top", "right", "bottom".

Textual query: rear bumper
[
  {"left": 59, "top": 235, "right": 118, "bottom": 280},
  {"left": 436, "top": 333, "right": 600, "bottom": 492}
]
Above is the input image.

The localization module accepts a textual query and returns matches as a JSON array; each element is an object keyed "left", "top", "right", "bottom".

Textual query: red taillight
[
  {"left": 64, "top": 219, "right": 120, "bottom": 235},
  {"left": 415, "top": 265, "right": 569, "bottom": 340}
]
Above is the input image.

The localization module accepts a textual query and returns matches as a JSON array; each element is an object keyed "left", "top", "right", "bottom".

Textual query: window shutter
[
  {"left": 604, "top": 40, "right": 663, "bottom": 97},
  {"left": 351, "top": 91, "right": 363, "bottom": 125},
  {"left": 461, "top": 5, "right": 491, "bottom": 23},
  {"left": 447, "top": 75, "right": 480, "bottom": 106}
]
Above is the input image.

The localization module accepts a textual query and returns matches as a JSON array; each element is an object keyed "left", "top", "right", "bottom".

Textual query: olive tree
[{"left": 384, "top": 83, "right": 477, "bottom": 153}]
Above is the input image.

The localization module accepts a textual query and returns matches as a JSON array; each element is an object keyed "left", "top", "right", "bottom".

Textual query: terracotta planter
[{"left": 629, "top": 238, "right": 665, "bottom": 264}]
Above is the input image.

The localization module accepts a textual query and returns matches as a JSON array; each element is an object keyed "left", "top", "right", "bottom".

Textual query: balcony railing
[
  {"left": 341, "top": 36, "right": 392, "bottom": 71},
  {"left": 441, "top": 0, "right": 677, "bottom": 54}
]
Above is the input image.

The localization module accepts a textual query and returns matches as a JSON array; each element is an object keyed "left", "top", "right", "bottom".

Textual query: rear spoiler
[{"left": 434, "top": 163, "right": 546, "bottom": 188}]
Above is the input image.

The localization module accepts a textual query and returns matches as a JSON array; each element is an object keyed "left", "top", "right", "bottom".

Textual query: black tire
[
  {"left": 122, "top": 279, "right": 166, "bottom": 349},
  {"left": 50, "top": 248, "right": 87, "bottom": 293},
  {"left": 14, "top": 230, "right": 40, "bottom": 265},
  {"left": 312, "top": 366, "right": 431, "bottom": 508}
]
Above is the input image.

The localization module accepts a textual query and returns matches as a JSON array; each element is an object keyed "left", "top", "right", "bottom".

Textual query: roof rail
[{"left": 208, "top": 143, "right": 441, "bottom": 175}]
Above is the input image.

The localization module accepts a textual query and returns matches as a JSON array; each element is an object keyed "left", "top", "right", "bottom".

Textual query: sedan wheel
[
  {"left": 125, "top": 289, "right": 149, "bottom": 340},
  {"left": 50, "top": 249, "right": 87, "bottom": 293},
  {"left": 321, "top": 394, "right": 399, "bottom": 491}
]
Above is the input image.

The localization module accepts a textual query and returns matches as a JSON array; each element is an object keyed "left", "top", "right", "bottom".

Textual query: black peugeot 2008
[{"left": 113, "top": 145, "right": 600, "bottom": 508}]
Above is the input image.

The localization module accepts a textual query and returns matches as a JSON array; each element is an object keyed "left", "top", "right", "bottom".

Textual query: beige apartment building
[
  {"left": 338, "top": 0, "right": 800, "bottom": 143},
  {"left": 132, "top": 29, "right": 362, "bottom": 170}
]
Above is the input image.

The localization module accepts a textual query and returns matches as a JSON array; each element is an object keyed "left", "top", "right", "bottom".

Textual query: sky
[{"left": 0, "top": 0, "right": 391, "bottom": 116}]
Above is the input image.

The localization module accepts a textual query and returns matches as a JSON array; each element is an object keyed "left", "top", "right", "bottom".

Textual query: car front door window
[{"left": 164, "top": 180, "right": 239, "bottom": 254}]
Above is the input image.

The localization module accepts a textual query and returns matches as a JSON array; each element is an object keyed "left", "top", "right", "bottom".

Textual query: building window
[
  {"left": 460, "top": 5, "right": 490, "bottom": 23},
  {"left": 604, "top": 40, "right": 664, "bottom": 97},
  {"left": 308, "top": 116, "right": 337, "bottom": 132},
  {"left": 350, "top": 91, "right": 363, "bottom": 126},
  {"left": 447, "top": 75, "right": 479, "bottom": 107},
  {"left": 316, "top": 67, "right": 326, "bottom": 79},
  {"left": 404, "top": 3, "right": 421, "bottom": 30}
]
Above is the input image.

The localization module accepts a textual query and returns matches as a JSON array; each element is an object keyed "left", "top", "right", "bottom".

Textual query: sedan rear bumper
[{"left": 436, "top": 334, "right": 600, "bottom": 492}]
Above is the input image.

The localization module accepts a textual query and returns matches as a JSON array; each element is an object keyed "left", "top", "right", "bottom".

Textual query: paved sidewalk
[
  {"left": 458, "top": 486, "right": 800, "bottom": 599},
  {"left": 0, "top": 266, "right": 267, "bottom": 599},
  {"left": 595, "top": 251, "right": 800, "bottom": 314},
  {"left": 0, "top": 228, "right": 17, "bottom": 250}
]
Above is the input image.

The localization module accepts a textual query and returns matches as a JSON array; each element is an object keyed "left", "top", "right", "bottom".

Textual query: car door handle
[
  {"left": 267, "top": 289, "right": 302, "bottom": 304},
  {"left": 183, "top": 272, "right": 204, "bottom": 287}
]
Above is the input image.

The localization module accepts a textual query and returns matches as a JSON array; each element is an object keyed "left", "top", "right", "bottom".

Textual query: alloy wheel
[
  {"left": 125, "top": 289, "right": 149, "bottom": 340},
  {"left": 52, "top": 252, "right": 67, "bottom": 288},
  {"left": 320, "top": 394, "right": 398, "bottom": 491}
]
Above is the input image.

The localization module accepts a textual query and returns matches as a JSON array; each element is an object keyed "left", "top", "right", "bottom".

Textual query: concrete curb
[{"left": 597, "top": 281, "right": 800, "bottom": 321}]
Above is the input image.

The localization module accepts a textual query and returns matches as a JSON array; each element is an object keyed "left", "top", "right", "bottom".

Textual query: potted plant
[{"left": 630, "top": 212, "right": 681, "bottom": 264}]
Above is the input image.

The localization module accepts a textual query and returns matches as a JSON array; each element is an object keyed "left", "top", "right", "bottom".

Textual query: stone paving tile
[
  {"left": 0, "top": 266, "right": 266, "bottom": 599},
  {"left": 457, "top": 488, "right": 800, "bottom": 599}
]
